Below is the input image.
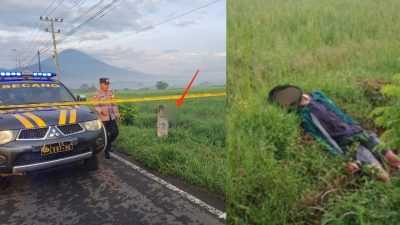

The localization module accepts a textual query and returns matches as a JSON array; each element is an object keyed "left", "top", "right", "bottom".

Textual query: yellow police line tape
[{"left": 0, "top": 91, "right": 226, "bottom": 109}]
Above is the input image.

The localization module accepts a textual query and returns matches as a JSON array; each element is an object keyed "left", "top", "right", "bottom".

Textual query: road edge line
[{"left": 111, "top": 152, "right": 227, "bottom": 220}]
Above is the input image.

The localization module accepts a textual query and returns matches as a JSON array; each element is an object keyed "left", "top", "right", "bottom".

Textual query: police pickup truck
[{"left": 0, "top": 71, "right": 106, "bottom": 183}]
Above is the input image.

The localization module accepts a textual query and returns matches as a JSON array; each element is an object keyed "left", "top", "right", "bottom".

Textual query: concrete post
[{"left": 157, "top": 105, "right": 169, "bottom": 137}]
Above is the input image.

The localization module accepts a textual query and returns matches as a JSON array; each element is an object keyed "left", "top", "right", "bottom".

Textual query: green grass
[
  {"left": 76, "top": 86, "right": 226, "bottom": 195},
  {"left": 228, "top": 0, "right": 400, "bottom": 224}
]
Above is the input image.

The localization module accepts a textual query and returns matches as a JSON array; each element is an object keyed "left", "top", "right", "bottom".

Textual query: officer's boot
[{"left": 105, "top": 149, "right": 111, "bottom": 159}]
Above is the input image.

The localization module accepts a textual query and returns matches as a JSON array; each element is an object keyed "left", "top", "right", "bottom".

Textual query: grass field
[
  {"left": 228, "top": 0, "right": 400, "bottom": 224},
  {"left": 77, "top": 86, "right": 226, "bottom": 195}
]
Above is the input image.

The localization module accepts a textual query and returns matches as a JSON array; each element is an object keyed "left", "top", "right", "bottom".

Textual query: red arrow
[{"left": 177, "top": 69, "right": 200, "bottom": 107}]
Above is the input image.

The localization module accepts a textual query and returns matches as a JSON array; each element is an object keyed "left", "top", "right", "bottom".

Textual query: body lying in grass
[{"left": 269, "top": 85, "right": 400, "bottom": 182}]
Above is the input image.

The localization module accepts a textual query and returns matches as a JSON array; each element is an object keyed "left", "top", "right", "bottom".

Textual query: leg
[
  {"left": 355, "top": 146, "right": 390, "bottom": 182},
  {"left": 384, "top": 150, "right": 400, "bottom": 169},
  {"left": 107, "top": 119, "right": 119, "bottom": 143},
  {"left": 366, "top": 131, "right": 400, "bottom": 169},
  {"left": 107, "top": 119, "right": 119, "bottom": 152},
  {"left": 102, "top": 121, "right": 111, "bottom": 158}
]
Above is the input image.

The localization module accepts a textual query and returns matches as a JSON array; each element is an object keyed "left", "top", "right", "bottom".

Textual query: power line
[
  {"left": 70, "top": 0, "right": 106, "bottom": 25},
  {"left": 83, "top": 0, "right": 222, "bottom": 49},
  {"left": 60, "top": 0, "right": 88, "bottom": 19},
  {"left": 49, "top": 0, "right": 126, "bottom": 53},
  {"left": 56, "top": 0, "right": 101, "bottom": 47},
  {"left": 21, "top": 26, "right": 52, "bottom": 59},
  {"left": 40, "top": 0, "right": 118, "bottom": 53},
  {"left": 31, "top": 0, "right": 87, "bottom": 59},
  {"left": 29, "top": 0, "right": 120, "bottom": 56},
  {"left": 42, "top": 0, "right": 60, "bottom": 16},
  {"left": 19, "top": 0, "right": 62, "bottom": 60},
  {"left": 66, "top": 0, "right": 127, "bottom": 37},
  {"left": 46, "top": 0, "right": 66, "bottom": 17},
  {"left": 89, "top": 0, "right": 127, "bottom": 21},
  {"left": 25, "top": 34, "right": 56, "bottom": 66},
  {"left": 29, "top": 0, "right": 222, "bottom": 64},
  {"left": 22, "top": 0, "right": 86, "bottom": 61}
]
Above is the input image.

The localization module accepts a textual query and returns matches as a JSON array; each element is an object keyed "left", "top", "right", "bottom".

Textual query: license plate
[{"left": 41, "top": 141, "right": 74, "bottom": 155}]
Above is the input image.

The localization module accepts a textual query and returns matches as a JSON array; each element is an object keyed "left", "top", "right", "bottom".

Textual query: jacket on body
[{"left": 298, "top": 91, "right": 358, "bottom": 155}]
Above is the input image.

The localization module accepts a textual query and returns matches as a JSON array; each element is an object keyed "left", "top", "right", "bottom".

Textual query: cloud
[
  {"left": 148, "top": 54, "right": 177, "bottom": 61},
  {"left": 163, "top": 49, "right": 180, "bottom": 53},
  {"left": 187, "top": 52, "right": 210, "bottom": 56},
  {"left": 172, "top": 19, "right": 199, "bottom": 27},
  {"left": 86, "top": 46, "right": 147, "bottom": 64},
  {"left": 0, "top": 0, "right": 226, "bottom": 83},
  {"left": 77, "top": 32, "right": 110, "bottom": 42},
  {"left": 213, "top": 51, "right": 226, "bottom": 58}
]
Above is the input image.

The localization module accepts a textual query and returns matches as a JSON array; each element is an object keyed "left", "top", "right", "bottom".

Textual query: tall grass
[
  {"left": 228, "top": 0, "right": 400, "bottom": 224},
  {"left": 112, "top": 87, "right": 226, "bottom": 195}
]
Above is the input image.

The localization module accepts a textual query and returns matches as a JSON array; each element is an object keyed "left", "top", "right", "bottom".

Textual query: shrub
[
  {"left": 371, "top": 73, "right": 400, "bottom": 148},
  {"left": 119, "top": 103, "right": 140, "bottom": 125}
]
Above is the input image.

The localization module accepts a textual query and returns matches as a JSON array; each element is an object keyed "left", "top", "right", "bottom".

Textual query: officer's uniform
[{"left": 92, "top": 78, "right": 120, "bottom": 158}]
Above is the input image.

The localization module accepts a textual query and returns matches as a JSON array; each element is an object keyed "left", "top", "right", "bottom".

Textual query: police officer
[{"left": 93, "top": 78, "right": 121, "bottom": 159}]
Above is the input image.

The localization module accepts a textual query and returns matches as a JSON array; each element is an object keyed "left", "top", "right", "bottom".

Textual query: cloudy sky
[{"left": 0, "top": 0, "right": 225, "bottom": 82}]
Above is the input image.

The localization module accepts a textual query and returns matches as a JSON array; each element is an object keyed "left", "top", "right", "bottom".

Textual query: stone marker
[{"left": 157, "top": 105, "right": 169, "bottom": 137}]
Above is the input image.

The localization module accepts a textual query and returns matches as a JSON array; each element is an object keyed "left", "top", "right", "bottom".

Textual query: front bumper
[
  {"left": 13, "top": 152, "right": 92, "bottom": 173},
  {"left": 0, "top": 126, "right": 106, "bottom": 175}
]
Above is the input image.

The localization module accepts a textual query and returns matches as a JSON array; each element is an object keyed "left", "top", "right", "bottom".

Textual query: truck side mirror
[{"left": 77, "top": 95, "right": 86, "bottom": 101}]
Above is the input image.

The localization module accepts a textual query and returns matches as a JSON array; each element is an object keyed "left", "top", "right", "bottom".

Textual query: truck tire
[{"left": 84, "top": 155, "right": 99, "bottom": 171}]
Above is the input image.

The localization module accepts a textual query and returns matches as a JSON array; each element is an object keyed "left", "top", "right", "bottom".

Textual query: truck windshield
[{"left": 0, "top": 82, "right": 75, "bottom": 105}]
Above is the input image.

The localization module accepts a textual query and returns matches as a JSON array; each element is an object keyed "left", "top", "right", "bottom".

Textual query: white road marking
[{"left": 111, "top": 152, "right": 227, "bottom": 220}]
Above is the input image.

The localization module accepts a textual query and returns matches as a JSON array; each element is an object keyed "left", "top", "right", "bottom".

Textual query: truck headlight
[
  {"left": 0, "top": 130, "right": 16, "bottom": 145},
  {"left": 82, "top": 119, "right": 102, "bottom": 131}
]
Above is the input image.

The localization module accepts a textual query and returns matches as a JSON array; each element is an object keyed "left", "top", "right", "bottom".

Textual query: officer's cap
[{"left": 99, "top": 78, "right": 110, "bottom": 84}]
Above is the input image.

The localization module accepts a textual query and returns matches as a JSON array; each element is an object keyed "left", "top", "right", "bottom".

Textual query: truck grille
[
  {"left": 18, "top": 128, "right": 49, "bottom": 140},
  {"left": 57, "top": 124, "right": 84, "bottom": 135},
  {"left": 14, "top": 145, "right": 92, "bottom": 166}
]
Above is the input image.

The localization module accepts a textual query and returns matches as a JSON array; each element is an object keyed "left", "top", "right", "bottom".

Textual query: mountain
[
  {"left": 25, "top": 49, "right": 166, "bottom": 89},
  {"left": 9, "top": 49, "right": 225, "bottom": 89}
]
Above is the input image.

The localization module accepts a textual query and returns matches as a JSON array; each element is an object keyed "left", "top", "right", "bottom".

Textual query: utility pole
[
  {"left": 12, "top": 49, "right": 26, "bottom": 71},
  {"left": 14, "top": 58, "right": 26, "bottom": 71},
  {"left": 40, "top": 16, "right": 63, "bottom": 80},
  {"left": 37, "top": 51, "right": 42, "bottom": 72}
]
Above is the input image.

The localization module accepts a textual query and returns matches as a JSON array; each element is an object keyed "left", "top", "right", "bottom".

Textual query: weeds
[
  {"left": 112, "top": 87, "right": 226, "bottom": 195},
  {"left": 228, "top": 0, "right": 400, "bottom": 224}
]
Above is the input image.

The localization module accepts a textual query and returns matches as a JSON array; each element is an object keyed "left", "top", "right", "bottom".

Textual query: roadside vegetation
[
  {"left": 77, "top": 86, "right": 226, "bottom": 195},
  {"left": 228, "top": 0, "right": 400, "bottom": 224}
]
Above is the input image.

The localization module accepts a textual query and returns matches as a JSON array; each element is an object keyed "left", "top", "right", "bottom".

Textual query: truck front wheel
[
  {"left": 0, "top": 176, "right": 12, "bottom": 190},
  {"left": 84, "top": 155, "right": 99, "bottom": 171}
]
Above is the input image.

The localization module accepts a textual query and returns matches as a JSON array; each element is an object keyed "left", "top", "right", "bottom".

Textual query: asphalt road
[{"left": 0, "top": 152, "right": 225, "bottom": 225}]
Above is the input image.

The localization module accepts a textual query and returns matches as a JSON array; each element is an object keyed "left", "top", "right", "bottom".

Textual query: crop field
[
  {"left": 228, "top": 0, "right": 400, "bottom": 224},
  {"left": 76, "top": 86, "right": 226, "bottom": 195}
]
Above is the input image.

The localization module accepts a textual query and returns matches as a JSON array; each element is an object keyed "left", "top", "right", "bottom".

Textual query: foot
[
  {"left": 109, "top": 147, "right": 114, "bottom": 152},
  {"left": 384, "top": 151, "right": 400, "bottom": 169},
  {"left": 346, "top": 162, "right": 360, "bottom": 174},
  {"left": 105, "top": 154, "right": 111, "bottom": 159},
  {"left": 377, "top": 170, "right": 391, "bottom": 183}
]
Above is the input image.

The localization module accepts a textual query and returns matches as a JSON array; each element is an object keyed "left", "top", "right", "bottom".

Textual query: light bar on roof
[
  {"left": 0, "top": 71, "right": 22, "bottom": 77},
  {"left": 32, "top": 72, "right": 55, "bottom": 77}
]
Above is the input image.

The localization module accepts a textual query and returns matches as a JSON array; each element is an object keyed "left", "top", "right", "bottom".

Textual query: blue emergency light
[
  {"left": 32, "top": 72, "right": 55, "bottom": 77},
  {"left": 0, "top": 72, "right": 22, "bottom": 76},
  {"left": 0, "top": 71, "right": 56, "bottom": 77}
]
